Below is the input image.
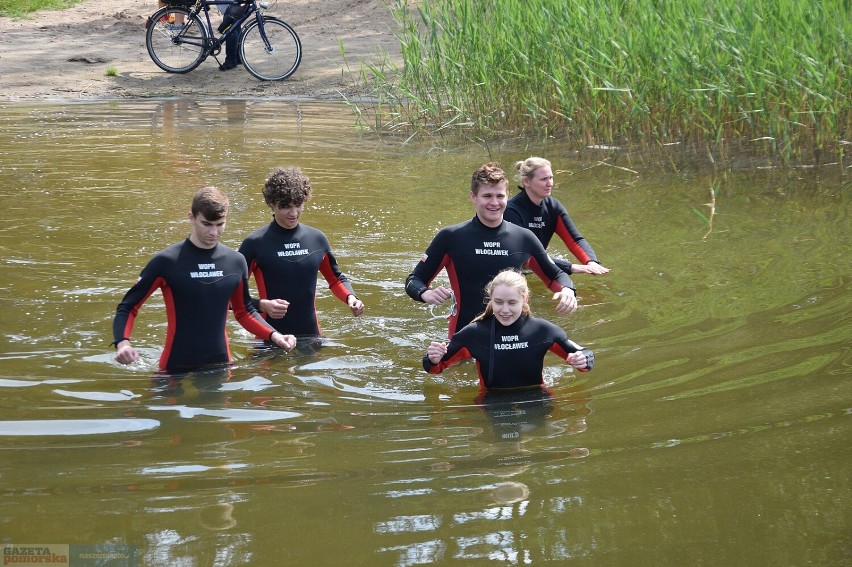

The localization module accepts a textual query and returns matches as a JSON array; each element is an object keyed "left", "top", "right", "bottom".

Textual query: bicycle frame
[{"left": 176, "top": 0, "right": 272, "bottom": 56}]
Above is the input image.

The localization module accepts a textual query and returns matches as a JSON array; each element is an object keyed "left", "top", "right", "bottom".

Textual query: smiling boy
[{"left": 405, "top": 162, "right": 578, "bottom": 338}]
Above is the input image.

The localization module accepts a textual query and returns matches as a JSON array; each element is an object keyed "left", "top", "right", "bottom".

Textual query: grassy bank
[
  {"left": 352, "top": 0, "right": 851, "bottom": 163},
  {"left": 0, "top": 0, "right": 82, "bottom": 18}
]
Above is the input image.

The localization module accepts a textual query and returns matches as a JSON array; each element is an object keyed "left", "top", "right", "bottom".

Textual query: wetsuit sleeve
[
  {"left": 548, "top": 333, "right": 594, "bottom": 372},
  {"left": 111, "top": 257, "right": 166, "bottom": 345},
  {"left": 231, "top": 276, "right": 277, "bottom": 340},
  {"left": 319, "top": 251, "right": 357, "bottom": 303},
  {"left": 406, "top": 229, "right": 450, "bottom": 302},
  {"left": 237, "top": 237, "right": 263, "bottom": 313},
  {"left": 553, "top": 203, "right": 598, "bottom": 264},
  {"left": 552, "top": 257, "right": 574, "bottom": 275},
  {"left": 526, "top": 239, "right": 576, "bottom": 292}
]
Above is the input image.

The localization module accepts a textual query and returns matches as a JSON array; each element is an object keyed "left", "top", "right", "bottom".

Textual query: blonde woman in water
[{"left": 424, "top": 269, "right": 593, "bottom": 390}]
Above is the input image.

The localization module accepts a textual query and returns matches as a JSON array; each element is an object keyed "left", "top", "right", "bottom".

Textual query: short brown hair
[
  {"left": 263, "top": 166, "right": 312, "bottom": 208},
  {"left": 191, "top": 186, "right": 229, "bottom": 220},
  {"left": 470, "top": 162, "right": 507, "bottom": 194}
]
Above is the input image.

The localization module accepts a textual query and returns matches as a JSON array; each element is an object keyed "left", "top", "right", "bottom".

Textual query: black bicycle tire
[
  {"left": 240, "top": 16, "right": 302, "bottom": 81},
  {"left": 146, "top": 7, "right": 209, "bottom": 74}
]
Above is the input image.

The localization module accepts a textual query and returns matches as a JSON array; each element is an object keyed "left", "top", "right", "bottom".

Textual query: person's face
[
  {"left": 272, "top": 202, "right": 304, "bottom": 229},
  {"left": 471, "top": 181, "right": 508, "bottom": 227},
  {"left": 491, "top": 283, "right": 525, "bottom": 326},
  {"left": 188, "top": 212, "right": 226, "bottom": 249},
  {"left": 522, "top": 165, "right": 553, "bottom": 204}
]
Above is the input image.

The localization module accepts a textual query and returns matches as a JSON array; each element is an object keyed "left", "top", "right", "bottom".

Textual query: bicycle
[{"left": 145, "top": 0, "right": 301, "bottom": 81}]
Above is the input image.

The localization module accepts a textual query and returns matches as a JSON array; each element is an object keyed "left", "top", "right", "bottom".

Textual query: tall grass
[{"left": 352, "top": 0, "right": 851, "bottom": 162}]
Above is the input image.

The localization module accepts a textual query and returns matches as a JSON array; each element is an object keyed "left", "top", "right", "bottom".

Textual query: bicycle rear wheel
[
  {"left": 146, "top": 7, "right": 209, "bottom": 74},
  {"left": 240, "top": 16, "right": 302, "bottom": 81}
]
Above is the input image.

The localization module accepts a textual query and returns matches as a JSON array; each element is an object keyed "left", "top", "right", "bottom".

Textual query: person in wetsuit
[
  {"left": 424, "top": 269, "right": 593, "bottom": 390},
  {"left": 405, "top": 162, "right": 578, "bottom": 338},
  {"left": 111, "top": 187, "right": 296, "bottom": 373},
  {"left": 504, "top": 157, "right": 610, "bottom": 276},
  {"left": 239, "top": 166, "right": 364, "bottom": 337}
]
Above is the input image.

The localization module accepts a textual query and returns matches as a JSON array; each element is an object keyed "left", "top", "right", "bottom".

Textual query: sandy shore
[{"left": 0, "top": 0, "right": 401, "bottom": 101}]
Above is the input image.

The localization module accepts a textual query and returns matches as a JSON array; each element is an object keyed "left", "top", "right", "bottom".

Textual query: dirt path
[{"left": 0, "top": 0, "right": 401, "bottom": 100}]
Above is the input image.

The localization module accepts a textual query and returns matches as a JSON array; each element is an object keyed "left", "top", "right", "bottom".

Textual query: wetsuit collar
[
  {"left": 472, "top": 215, "right": 504, "bottom": 230},
  {"left": 517, "top": 186, "right": 543, "bottom": 208},
  {"left": 271, "top": 219, "right": 300, "bottom": 233},
  {"left": 185, "top": 237, "right": 218, "bottom": 252}
]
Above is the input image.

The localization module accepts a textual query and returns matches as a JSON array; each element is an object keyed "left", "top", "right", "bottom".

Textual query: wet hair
[
  {"left": 263, "top": 166, "right": 312, "bottom": 208},
  {"left": 191, "top": 186, "right": 229, "bottom": 220},
  {"left": 514, "top": 156, "right": 551, "bottom": 186},
  {"left": 472, "top": 269, "right": 532, "bottom": 323},
  {"left": 470, "top": 162, "right": 508, "bottom": 194}
]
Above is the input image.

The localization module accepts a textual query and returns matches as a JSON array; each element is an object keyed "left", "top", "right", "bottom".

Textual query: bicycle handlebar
[{"left": 201, "top": 0, "right": 255, "bottom": 5}]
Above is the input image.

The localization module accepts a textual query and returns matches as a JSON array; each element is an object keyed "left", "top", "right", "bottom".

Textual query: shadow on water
[{"left": 0, "top": 99, "right": 849, "bottom": 566}]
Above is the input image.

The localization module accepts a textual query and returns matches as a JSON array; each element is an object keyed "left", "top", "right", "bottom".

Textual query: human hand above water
[
  {"left": 114, "top": 340, "right": 139, "bottom": 365},
  {"left": 552, "top": 287, "right": 578, "bottom": 314},
  {"left": 347, "top": 295, "right": 365, "bottom": 317},
  {"left": 270, "top": 332, "right": 297, "bottom": 351},
  {"left": 261, "top": 298, "right": 290, "bottom": 319},
  {"left": 427, "top": 341, "right": 448, "bottom": 364},
  {"left": 421, "top": 286, "right": 453, "bottom": 306}
]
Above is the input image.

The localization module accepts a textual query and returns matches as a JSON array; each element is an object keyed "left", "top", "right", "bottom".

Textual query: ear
[
  {"left": 469, "top": 191, "right": 477, "bottom": 203},
  {"left": 187, "top": 211, "right": 194, "bottom": 221}
]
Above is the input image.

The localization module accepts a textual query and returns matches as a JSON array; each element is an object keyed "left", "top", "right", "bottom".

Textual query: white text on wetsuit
[
  {"left": 528, "top": 216, "right": 545, "bottom": 229},
  {"left": 277, "top": 243, "right": 310, "bottom": 257},
  {"left": 475, "top": 241, "right": 509, "bottom": 256},
  {"left": 495, "top": 334, "right": 528, "bottom": 350},
  {"left": 190, "top": 263, "right": 223, "bottom": 278}
]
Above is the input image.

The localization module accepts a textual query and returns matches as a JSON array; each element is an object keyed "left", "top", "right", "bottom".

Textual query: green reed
[{"left": 351, "top": 0, "right": 851, "bottom": 162}]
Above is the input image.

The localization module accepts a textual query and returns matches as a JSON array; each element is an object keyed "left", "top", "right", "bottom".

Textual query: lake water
[{"left": 0, "top": 99, "right": 849, "bottom": 566}]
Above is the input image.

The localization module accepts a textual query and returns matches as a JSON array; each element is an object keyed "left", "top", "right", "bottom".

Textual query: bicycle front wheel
[
  {"left": 240, "top": 16, "right": 302, "bottom": 81},
  {"left": 146, "top": 7, "right": 209, "bottom": 74}
]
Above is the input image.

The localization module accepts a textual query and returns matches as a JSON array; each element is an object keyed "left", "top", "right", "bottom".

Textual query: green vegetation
[
  {"left": 0, "top": 0, "right": 82, "bottom": 18},
  {"left": 352, "top": 0, "right": 851, "bottom": 162},
  {"left": 105, "top": 66, "right": 118, "bottom": 77}
]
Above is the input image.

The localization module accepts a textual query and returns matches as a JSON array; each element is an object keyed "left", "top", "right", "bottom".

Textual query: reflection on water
[
  {"left": 0, "top": 100, "right": 849, "bottom": 566},
  {"left": 0, "top": 418, "right": 160, "bottom": 436}
]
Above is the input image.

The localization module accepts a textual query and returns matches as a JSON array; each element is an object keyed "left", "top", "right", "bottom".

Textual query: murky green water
[{"left": 0, "top": 100, "right": 849, "bottom": 566}]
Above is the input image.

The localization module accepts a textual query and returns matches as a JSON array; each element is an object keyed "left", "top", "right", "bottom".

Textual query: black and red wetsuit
[
  {"left": 423, "top": 314, "right": 593, "bottom": 389},
  {"left": 112, "top": 239, "right": 276, "bottom": 373},
  {"left": 405, "top": 216, "right": 575, "bottom": 337},
  {"left": 504, "top": 188, "right": 600, "bottom": 273},
  {"left": 238, "top": 221, "right": 356, "bottom": 336}
]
